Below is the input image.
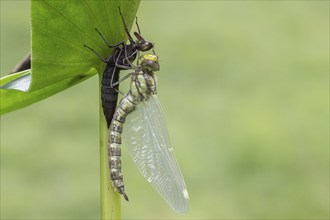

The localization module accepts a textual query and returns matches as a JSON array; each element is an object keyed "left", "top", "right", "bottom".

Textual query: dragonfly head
[
  {"left": 134, "top": 32, "right": 154, "bottom": 51},
  {"left": 140, "top": 54, "right": 160, "bottom": 72}
]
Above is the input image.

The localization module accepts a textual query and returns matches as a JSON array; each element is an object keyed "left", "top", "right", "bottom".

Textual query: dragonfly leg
[
  {"left": 122, "top": 44, "right": 138, "bottom": 69},
  {"left": 107, "top": 53, "right": 125, "bottom": 96},
  {"left": 95, "top": 28, "right": 125, "bottom": 49},
  {"left": 110, "top": 83, "right": 124, "bottom": 96},
  {"left": 135, "top": 16, "right": 141, "bottom": 34},
  {"left": 115, "top": 64, "right": 133, "bottom": 70},
  {"left": 110, "top": 49, "right": 122, "bottom": 88},
  {"left": 83, "top": 44, "right": 107, "bottom": 63},
  {"left": 108, "top": 48, "right": 133, "bottom": 89},
  {"left": 123, "top": 44, "right": 135, "bottom": 67},
  {"left": 118, "top": 7, "right": 134, "bottom": 44},
  {"left": 112, "top": 72, "right": 133, "bottom": 87}
]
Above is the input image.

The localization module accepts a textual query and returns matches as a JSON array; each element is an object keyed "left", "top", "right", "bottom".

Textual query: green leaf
[
  {"left": 0, "top": 70, "right": 30, "bottom": 88},
  {"left": 0, "top": 69, "right": 95, "bottom": 115},
  {"left": 1, "top": 0, "right": 140, "bottom": 114}
]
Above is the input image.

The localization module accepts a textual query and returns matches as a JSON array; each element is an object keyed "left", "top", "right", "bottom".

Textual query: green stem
[{"left": 99, "top": 74, "right": 121, "bottom": 220}]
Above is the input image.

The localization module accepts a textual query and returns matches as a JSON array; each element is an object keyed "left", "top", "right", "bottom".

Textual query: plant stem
[{"left": 99, "top": 74, "right": 121, "bottom": 220}]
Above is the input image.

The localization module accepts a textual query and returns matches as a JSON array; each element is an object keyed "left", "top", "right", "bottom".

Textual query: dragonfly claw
[
  {"left": 123, "top": 192, "right": 129, "bottom": 202},
  {"left": 118, "top": 187, "right": 129, "bottom": 201}
]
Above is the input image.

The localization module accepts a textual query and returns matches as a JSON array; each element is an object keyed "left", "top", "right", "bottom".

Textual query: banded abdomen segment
[
  {"left": 102, "top": 64, "right": 119, "bottom": 128},
  {"left": 109, "top": 93, "right": 138, "bottom": 201}
]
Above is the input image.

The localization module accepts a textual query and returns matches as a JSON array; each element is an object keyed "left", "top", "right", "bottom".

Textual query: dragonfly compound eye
[{"left": 140, "top": 54, "right": 159, "bottom": 71}]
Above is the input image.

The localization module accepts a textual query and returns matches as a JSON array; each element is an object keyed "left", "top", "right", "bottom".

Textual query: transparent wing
[{"left": 123, "top": 95, "right": 189, "bottom": 213}]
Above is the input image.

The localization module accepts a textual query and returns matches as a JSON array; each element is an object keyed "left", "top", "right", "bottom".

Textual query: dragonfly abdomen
[
  {"left": 109, "top": 93, "right": 138, "bottom": 201},
  {"left": 108, "top": 54, "right": 159, "bottom": 202}
]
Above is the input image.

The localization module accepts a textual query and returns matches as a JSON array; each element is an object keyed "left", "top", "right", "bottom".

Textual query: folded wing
[{"left": 124, "top": 95, "right": 189, "bottom": 213}]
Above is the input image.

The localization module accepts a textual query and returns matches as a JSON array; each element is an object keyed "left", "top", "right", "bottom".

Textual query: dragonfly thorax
[{"left": 130, "top": 70, "right": 156, "bottom": 99}]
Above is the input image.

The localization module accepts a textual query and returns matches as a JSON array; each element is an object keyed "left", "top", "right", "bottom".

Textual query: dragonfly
[
  {"left": 84, "top": 7, "right": 154, "bottom": 127},
  {"left": 108, "top": 54, "right": 189, "bottom": 213}
]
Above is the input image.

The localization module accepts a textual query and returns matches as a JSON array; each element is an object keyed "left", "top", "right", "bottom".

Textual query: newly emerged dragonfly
[
  {"left": 109, "top": 54, "right": 189, "bottom": 213},
  {"left": 84, "top": 8, "right": 154, "bottom": 127}
]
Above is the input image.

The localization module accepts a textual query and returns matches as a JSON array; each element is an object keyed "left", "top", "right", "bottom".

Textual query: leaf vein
[{"left": 42, "top": 0, "right": 104, "bottom": 51}]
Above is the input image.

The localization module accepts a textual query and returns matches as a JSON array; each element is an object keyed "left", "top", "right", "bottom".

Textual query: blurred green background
[{"left": 1, "top": 1, "right": 329, "bottom": 219}]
